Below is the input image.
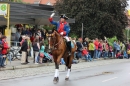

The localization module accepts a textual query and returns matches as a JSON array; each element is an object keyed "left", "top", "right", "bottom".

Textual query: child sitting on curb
[
  {"left": 116, "top": 51, "right": 123, "bottom": 59},
  {"left": 82, "top": 47, "right": 92, "bottom": 62}
]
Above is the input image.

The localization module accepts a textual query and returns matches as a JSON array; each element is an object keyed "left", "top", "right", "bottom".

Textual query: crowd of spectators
[
  {"left": 1, "top": 26, "right": 130, "bottom": 67},
  {"left": 75, "top": 37, "right": 130, "bottom": 62}
]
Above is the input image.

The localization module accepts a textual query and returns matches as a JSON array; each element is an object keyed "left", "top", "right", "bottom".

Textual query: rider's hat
[{"left": 60, "top": 14, "right": 69, "bottom": 20}]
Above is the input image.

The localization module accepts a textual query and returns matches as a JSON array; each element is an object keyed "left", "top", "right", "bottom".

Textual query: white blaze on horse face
[{"left": 48, "top": 37, "right": 51, "bottom": 49}]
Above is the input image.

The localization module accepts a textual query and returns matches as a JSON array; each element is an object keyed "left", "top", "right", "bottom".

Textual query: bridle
[{"left": 46, "top": 32, "right": 62, "bottom": 50}]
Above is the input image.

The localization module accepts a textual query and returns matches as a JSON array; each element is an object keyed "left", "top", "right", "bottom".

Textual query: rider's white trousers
[{"left": 64, "top": 36, "right": 70, "bottom": 42}]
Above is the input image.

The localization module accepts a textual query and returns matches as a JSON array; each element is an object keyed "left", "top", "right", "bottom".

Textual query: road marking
[{"left": 102, "top": 77, "right": 118, "bottom": 82}]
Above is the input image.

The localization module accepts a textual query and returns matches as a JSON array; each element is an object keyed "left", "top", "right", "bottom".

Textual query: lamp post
[{"left": 81, "top": 23, "right": 83, "bottom": 38}]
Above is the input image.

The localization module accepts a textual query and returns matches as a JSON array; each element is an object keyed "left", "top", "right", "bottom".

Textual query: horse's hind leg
[
  {"left": 65, "top": 56, "right": 69, "bottom": 71},
  {"left": 65, "top": 55, "right": 73, "bottom": 81}
]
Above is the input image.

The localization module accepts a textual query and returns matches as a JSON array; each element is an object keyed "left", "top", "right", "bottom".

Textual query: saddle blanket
[{"left": 71, "top": 41, "right": 74, "bottom": 48}]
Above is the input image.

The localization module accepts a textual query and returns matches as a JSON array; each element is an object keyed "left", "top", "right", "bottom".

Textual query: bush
[{"left": 107, "top": 36, "right": 117, "bottom": 47}]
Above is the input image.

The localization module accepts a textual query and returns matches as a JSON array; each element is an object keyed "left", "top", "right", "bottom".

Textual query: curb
[
  {"left": 2, "top": 58, "right": 108, "bottom": 71},
  {"left": 3, "top": 63, "right": 55, "bottom": 70}
]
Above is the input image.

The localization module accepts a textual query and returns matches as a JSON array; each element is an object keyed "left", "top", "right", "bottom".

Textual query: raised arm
[
  {"left": 49, "top": 13, "right": 58, "bottom": 26},
  {"left": 49, "top": 17, "right": 58, "bottom": 26}
]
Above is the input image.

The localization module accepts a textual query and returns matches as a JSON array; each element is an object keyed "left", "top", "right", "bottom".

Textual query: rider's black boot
[{"left": 67, "top": 41, "right": 71, "bottom": 55}]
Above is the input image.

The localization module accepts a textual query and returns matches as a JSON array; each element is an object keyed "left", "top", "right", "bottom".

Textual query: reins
[{"left": 53, "top": 36, "right": 62, "bottom": 47}]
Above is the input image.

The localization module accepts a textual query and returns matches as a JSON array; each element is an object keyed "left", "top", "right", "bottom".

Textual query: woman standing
[
  {"left": 88, "top": 40, "right": 95, "bottom": 59},
  {"left": 97, "top": 40, "right": 103, "bottom": 59},
  {"left": 26, "top": 35, "right": 32, "bottom": 63},
  {"left": 33, "top": 38, "right": 40, "bottom": 64}
]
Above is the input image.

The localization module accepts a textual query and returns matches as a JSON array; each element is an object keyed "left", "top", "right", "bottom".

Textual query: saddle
[{"left": 63, "top": 38, "right": 74, "bottom": 49}]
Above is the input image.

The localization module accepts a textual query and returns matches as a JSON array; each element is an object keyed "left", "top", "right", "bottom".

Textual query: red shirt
[
  {"left": 30, "top": 36, "right": 35, "bottom": 42},
  {"left": 94, "top": 40, "right": 99, "bottom": 50},
  {"left": 82, "top": 49, "right": 89, "bottom": 56},
  {"left": 2, "top": 40, "right": 9, "bottom": 54}
]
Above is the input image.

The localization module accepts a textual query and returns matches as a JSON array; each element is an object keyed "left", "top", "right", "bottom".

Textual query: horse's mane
[
  {"left": 47, "top": 29, "right": 61, "bottom": 37},
  {"left": 52, "top": 29, "right": 61, "bottom": 36}
]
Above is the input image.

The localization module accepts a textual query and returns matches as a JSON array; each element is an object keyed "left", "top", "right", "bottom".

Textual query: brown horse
[{"left": 46, "top": 29, "right": 77, "bottom": 83}]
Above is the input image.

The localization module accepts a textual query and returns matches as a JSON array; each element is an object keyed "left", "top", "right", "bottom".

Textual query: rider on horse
[{"left": 49, "top": 13, "right": 71, "bottom": 55}]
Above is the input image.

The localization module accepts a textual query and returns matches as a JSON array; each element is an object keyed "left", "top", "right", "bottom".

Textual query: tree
[{"left": 54, "top": 0, "right": 128, "bottom": 40}]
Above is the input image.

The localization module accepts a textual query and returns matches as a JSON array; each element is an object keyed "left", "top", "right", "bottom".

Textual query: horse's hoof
[
  {"left": 53, "top": 77, "right": 59, "bottom": 84},
  {"left": 65, "top": 77, "right": 69, "bottom": 81}
]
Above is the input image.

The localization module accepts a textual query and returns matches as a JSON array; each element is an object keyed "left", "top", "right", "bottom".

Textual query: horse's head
[{"left": 46, "top": 29, "right": 57, "bottom": 53}]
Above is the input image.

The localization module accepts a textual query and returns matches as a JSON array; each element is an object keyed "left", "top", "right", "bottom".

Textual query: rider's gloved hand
[
  {"left": 50, "top": 13, "right": 55, "bottom": 18},
  {"left": 60, "top": 32, "right": 64, "bottom": 35}
]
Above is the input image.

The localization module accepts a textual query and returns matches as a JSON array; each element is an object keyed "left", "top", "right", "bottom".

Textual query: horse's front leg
[{"left": 53, "top": 60, "right": 60, "bottom": 84}]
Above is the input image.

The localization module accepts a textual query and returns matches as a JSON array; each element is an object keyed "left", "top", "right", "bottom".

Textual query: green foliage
[
  {"left": 107, "top": 36, "right": 117, "bottom": 46},
  {"left": 70, "top": 33, "right": 77, "bottom": 39},
  {"left": 124, "top": 29, "right": 130, "bottom": 41},
  {"left": 54, "top": 0, "right": 128, "bottom": 41}
]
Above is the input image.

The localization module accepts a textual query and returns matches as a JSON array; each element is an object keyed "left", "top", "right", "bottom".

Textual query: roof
[{"left": 0, "top": 1, "right": 75, "bottom": 25}]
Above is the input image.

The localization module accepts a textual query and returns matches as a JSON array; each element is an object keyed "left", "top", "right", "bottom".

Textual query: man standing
[
  {"left": 49, "top": 13, "right": 71, "bottom": 55},
  {"left": 76, "top": 38, "right": 83, "bottom": 59},
  {"left": 94, "top": 38, "right": 99, "bottom": 59},
  {"left": 113, "top": 40, "right": 117, "bottom": 57}
]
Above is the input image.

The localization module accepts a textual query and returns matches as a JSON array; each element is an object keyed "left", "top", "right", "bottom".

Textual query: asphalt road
[{"left": 0, "top": 61, "right": 130, "bottom": 86}]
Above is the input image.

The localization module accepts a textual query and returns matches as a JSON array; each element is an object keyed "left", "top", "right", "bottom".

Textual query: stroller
[{"left": 42, "top": 52, "right": 53, "bottom": 63}]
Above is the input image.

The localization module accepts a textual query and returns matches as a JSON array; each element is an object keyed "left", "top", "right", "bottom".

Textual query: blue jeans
[
  {"left": 103, "top": 51, "right": 108, "bottom": 58},
  {"left": 94, "top": 49, "right": 98, "bottom": 58},
  {"left": 61, "top": 58, "right": 65, "bottom": 64},
  {"left": 37, "top": 55, "right": 40, "bottom": 63},
  {"left": 113, "top": 48, "right": 117, "bottom": 57},
  {"left": 1, "top": 57, "right": 6, "bottom": 67},
  {"left": 76, "top": 51, "right": 82, "bottom": 59},
  {"left": 98, "top": 51, "right": 102, "bottom": 58},
  {"left": 0, "top": 55, "right": 3, "bottom": 67},
  {"left": 108, "top": 52, "right": 114, "bottom": 57},
  {"left": 123, "top": 51, "right": 128, "bottom": 59},
  {"left": 85, "top": 54, "right": 92, "bottom": 61}
]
